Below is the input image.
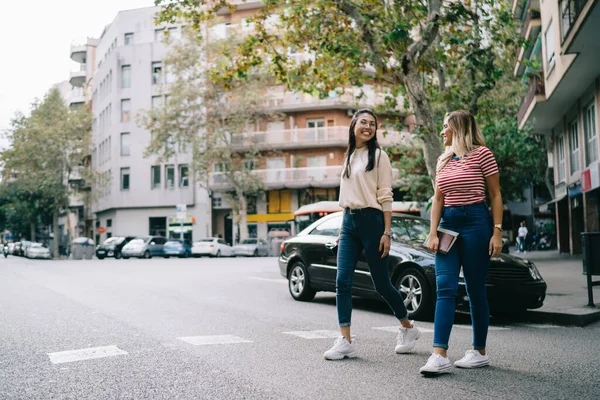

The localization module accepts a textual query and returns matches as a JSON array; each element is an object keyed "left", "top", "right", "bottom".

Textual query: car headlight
[{"left": 527, "top": 262, "right": 543, "bottom": 281}]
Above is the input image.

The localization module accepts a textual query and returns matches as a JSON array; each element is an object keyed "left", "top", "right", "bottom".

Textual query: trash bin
[
  {"left": 581, "top": 232, "right": 600, "bottom": 307},
  {"left": 581, "top": 232, "right": 600, "bottom": 275},
  {"left": 72, "top": 237, "right": 95, "bottom": 260}
]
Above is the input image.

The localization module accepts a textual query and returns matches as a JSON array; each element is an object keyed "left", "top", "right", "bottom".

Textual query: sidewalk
[{"left": 509, "top": 248, "right": 600, "bottom": 326}]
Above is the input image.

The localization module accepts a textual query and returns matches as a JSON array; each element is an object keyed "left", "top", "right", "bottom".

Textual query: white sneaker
[
  {"left": 420, "top": 354, "right": 452, "bottom": 375},
  {"left": 454, "top": 349, "right": 490, "bottom": 368},
  {"left": 324, "top": 337, "right": 357, "bottom": 360},
  {"left": 395, "top": 321, "right": 421, "bottom": 353}
]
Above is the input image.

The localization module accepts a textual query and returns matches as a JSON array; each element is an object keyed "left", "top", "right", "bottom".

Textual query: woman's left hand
[
  {"left": 489, "top": 232, "right": 503, "bottom": 258},
  {"left": 379, "top": 235, "right": 391, "bottom": 258}
]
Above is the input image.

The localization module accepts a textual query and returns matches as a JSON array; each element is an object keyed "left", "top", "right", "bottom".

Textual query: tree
[
  {"left": 156, "top": 0, "right": 519, "bottom": 184},
  {"left": 1, "top": 88, "right": 93, "bottom": 257},
  {"left": 138, "top": 29, "right": 281, "bottom": 242}
]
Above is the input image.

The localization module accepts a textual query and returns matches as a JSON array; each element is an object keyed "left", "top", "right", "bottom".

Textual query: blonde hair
[{"left": 436, "top": 110, "right": 486, "bottom": 174}]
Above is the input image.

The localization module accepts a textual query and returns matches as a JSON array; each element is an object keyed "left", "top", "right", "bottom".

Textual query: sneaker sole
[
  {"left": 454, "top": 360, "right": 489, "bottom": 369},
  {"left": 324, "top": 352, "right": 358, "bottom": 361},
  {"left": 420, "top": 365, "right": 452, "bottom": 376},
  {"left": 395, "top": 329, "right": 422, "bottom": 354}
]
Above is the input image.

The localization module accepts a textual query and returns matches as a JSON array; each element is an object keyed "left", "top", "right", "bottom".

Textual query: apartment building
[
  {"left": 84, "top": 7, "right": 210, "bottom": 244},
  {"left": 514, "top": 0, "right": 600, "bottom": 254},
  {"left": 206, "top": 3, "right": 410, "bottom": 244}
]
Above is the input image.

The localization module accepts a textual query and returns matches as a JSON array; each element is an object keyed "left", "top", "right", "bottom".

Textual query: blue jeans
[
  {"left": 434, "top": 202, "right": 492, "bottom": 350},
  {"left": 336, "top": 208, "right": 409, "bottom": 327}
]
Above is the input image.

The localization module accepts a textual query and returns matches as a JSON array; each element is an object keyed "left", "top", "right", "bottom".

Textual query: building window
[
  {"left": 149, "top": 217, "right": 167, "bottom": 237},
  {"left": 120, "top": 167, "right": 130, "bottom": 190},
  {"left": 120, "top": 132, "right": 130, "bottom": 156},
  {"left": 545, "top": 20, "right": 555, "bottom": 67},
  {"left": 212, "top": 197, "right": 222, "bottom": 207},
  {"left": 557, "top": 135, "right": 566, "bottom": 182},
  {"left": 106, "top": 232, "right": 112, "bottom": 239},
  {"left": 151, "top": 95, "right": 163, "bottom": 109},
  {"left": 121, "top": 65, "right": 131, "bottom": 88},
  {"left": 152, "top": 61, "right": 163, "bottom": 85},
  {"left": 151, "top": 165, "right": 161, "bottom": 189},
  {"left": 165, "top": 165, "right": 175, "bottom": 189},
  {"left": 179, "top": 165, "right": 189, "bottom": 187},
  {"left": 584, "top": 102, "right": 598, "bottom": 166},
  {"left": 214, "top": 162, "right": 226, "bottom": 173},
  {"left": 243, "top": 159, "right": 255, "bottom": 170},
  {"left": 124, "top": 33, "right": 134, "bottom": 45},
  {"left": 168, "top": 26, "right": 180, "bottom": 39},
  {"left": 154, "top": 28, "right": 164, "bottom": 42},
  {"left": 107, "top": 219, "right": 112, "bottom": 228},
  {"left": 568, "top": 119, "right": 580, "bottom": 174},
  {"left": 121, "top": 99, "right": 131, "bottom": 122}
]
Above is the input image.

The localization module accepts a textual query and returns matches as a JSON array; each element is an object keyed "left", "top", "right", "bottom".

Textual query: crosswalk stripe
[
  {"left": 177, "top": 335, "right": 253, "bottom": 346},
  {"left": 282, "top": 330, "right": 341, "bottom": 339},
  {"left": 372, "top": 326, "right": 435, "bottom": 333},
  {"left": 47, "top": 345, "right": 128, "bottom": 364}
]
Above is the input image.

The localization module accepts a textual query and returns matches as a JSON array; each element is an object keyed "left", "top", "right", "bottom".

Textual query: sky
[{"left": 0, "top": 0, "right": 155, "bottom": 148}]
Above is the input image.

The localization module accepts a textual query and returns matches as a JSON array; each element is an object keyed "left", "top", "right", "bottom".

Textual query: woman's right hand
[{"left": 426, "top": 233, "right": 439, "bottom": 253}]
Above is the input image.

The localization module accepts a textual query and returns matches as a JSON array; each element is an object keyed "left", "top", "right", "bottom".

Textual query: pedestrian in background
[
  {"left": 423, "top": 110, "right": 503, "bottom": 375},
  {"left": 517, "top": 221, "right": 528, "bottom": 253},
  {"left": 324, "top": 109, "right": 420, "bottom": 360}
]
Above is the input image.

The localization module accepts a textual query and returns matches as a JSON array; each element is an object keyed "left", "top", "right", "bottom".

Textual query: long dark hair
[{"left": 343, "top": 109, "right": 380, "bottom": 179}]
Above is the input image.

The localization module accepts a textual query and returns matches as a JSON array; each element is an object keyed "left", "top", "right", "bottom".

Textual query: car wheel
[
  {"left": 143, "top": 250, "right": 151, "bottom": 259},
  {"left": 396, "top": 267, "right": 433, "bottom": 320},
  {"left": 97, "top": 255, "right": 105, "bottom": 260},
  {"left": 115, "top": 252, "right": 122, "bottom": 260},
  {"left": 253, "top": 249, "right": 258, "bottom": 257},
  {"left": 123, "top": 256, "right": 130, "bottom": 259},
  {"left": 288, "top": 261, "right": 316, "bottom": 301},
  {"left": 164, "top": 256, "right": 170, "bottom": 259}
]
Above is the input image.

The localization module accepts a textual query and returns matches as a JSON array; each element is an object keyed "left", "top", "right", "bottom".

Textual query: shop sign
[
  {"left": 568, "top": 182, "right": 582, "bottom": 198},
  {"left": 582, "top": 161, "right": 600, "bottom": 193}
]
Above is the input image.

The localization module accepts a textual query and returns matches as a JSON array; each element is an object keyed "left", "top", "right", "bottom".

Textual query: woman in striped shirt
[{"left": 421, "top": 110, "right": 503, "bottom": 375}]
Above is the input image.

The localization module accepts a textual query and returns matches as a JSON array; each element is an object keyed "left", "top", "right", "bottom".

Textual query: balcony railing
[
  {"left": 560, "top": 0, "right": 586, "bottom": 41},
  {"left": 209, "top": 165, "right": 401, "bottom": 191},
  {"left": 520, "top": 8, "right": 541, "bottom": 38},
  {"left": 518, "top": 75, "right": 545, "bottom": 126},
  {"left": 230, "top": 126, "right": 410, "bottom": 151}
]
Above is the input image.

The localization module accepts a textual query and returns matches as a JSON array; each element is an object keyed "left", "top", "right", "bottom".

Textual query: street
[{"left": 1, "top": 256, "right": 598, "bottom": 400}]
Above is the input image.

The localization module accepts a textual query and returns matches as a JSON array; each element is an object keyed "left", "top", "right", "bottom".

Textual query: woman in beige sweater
[{"left": 324, "top": 109, "right": 420, "bottom": 360}]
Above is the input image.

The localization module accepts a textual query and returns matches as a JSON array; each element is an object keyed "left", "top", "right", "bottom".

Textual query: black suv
[{"left": 96, "top": 236, "right": 136, "bottom": 260}]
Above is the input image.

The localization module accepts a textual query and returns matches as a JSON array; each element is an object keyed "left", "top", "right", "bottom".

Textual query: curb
[{"left": 510, "top": 308, "right": 600, "bottom": 327}]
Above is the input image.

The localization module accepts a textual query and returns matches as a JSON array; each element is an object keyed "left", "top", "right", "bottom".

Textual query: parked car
[
  {"left": 191, "top": 238, "right": 233, "bottom": 257},
  {"left": 26, "top": 243, "right": 51, "bottom": 259},
  {"left": 232, "top": 238, "right": 270, "bottom": 257},
  {"left": 19, "top": 241, "right": 33, "bottom": 257},
  {"left": 163, "top": 239, "right": 192, "bottom": 258},
  {"left": 121, "top": 236, "right": 167, "bottom": 259},
  {"left": 279, "top": 212, "right": 547, "bottom": 320},
  {"left": 96, "top": 236, "right": 136, "bottom": 260},
  {"left": 12, "top": 242, "right": 21, "bottom": 256}
]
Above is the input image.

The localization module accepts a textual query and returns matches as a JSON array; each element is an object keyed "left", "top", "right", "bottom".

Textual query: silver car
[
  {"left": 232, "top": 238, "right": 269, "bottom": 257},
  {"left": 26, "top": 243, "right": 51, "bottom": 259},
  {"left": 121, "top": 236, "right": 167, "bottom": 259}
]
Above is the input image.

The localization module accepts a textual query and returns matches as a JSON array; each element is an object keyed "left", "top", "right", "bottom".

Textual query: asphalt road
[{"left": 0, "top": 256, "right": 598, "bottom": 400}]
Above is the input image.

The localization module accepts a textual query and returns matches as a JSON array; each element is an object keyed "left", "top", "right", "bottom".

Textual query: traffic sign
[{"left": 176, "top": 204, "right": 187, "bottom": 221}]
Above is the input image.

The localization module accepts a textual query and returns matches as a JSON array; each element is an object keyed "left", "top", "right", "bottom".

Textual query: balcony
[
  {"left": 514, "top": 7, "right": 542, "bottom": 76},
  {"left": 209, "top": 166, "right": 401, "bottom": 191},
  {"left": 517, "top": 75, "right": 546, "bottom": 130},
  {"left": 230, "top": 126, "right": 410, "bottom": 151},
  {"left": 266, "top": 90, "right": 396, "bottom": 112},
  {"left": 68, "top": 166, "right": 91, "bottom": 191},
  {"left": 70, "top": 40, "right": 87, "bottom": 63},
  {"left": 69, "top": 64, "right": 87, "bottom": 87},
  {"left": 68, "top": 87, "right": 85, "bottom": 106}
]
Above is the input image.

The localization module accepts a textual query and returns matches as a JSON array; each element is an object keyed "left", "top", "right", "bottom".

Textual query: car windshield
[
  {"left": 391, "top": 216, "right": 430, "bottom": 242},
  {"left": 129, "top": 239, "right": 145, "bottom": 245},
  {"left": 104, "top": 237, "right": 123, "bottom": 245},
  {"left": 241, "top": 239, "right": 257, "bottom": 244},
  {"left": 166, "top": 241, "right": 181, "bottom": 245},
  {"left": 31, "top": 243, "right": 43, "bottom": 248}
]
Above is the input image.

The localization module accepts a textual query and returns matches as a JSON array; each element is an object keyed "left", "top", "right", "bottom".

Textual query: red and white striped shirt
[{"left": 437, "top": 146, "right": 499, "bottom": 206}]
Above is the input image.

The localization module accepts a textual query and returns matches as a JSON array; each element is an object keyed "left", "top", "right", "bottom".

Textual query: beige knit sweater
[{"left": 339, "top": 147, "right": 393, "bottom": 212}]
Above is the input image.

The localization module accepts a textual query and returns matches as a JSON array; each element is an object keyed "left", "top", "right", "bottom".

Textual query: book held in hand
[{"left": 423, "top": 227, "right": 459, "bottom": 254}]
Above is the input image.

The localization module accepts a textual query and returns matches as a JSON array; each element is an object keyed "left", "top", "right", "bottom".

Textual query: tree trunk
[
  {"left": 238, "top": 194, "right": 249, "bottom": 242},
  {"left": 53, "top": 209, "right": 60, "bottom": 260},
  {"left": 30, "top": 221, "right": 36, "bottom": 242},
  {"left": 402, "top": 71, "right": 443, "bottom": 183}
]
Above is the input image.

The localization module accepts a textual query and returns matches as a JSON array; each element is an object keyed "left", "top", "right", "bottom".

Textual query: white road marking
[
  {"left": 454, "top": 325, "right": 510, "bottom": 331},
  {"left": 177, "top": 335, "right": 253, "bottom": 346},
  {"left": 47, "top": 345, "right": 128, "bottom": 364},
  {"left": 372, "top": 326, "right": 434, "bottom": 333},
  {"left": 246, "top": 276, "right": 287, "bottom": 284},
  {"left": 283, "top": 330, "right": 341, "bottom": 339}
]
